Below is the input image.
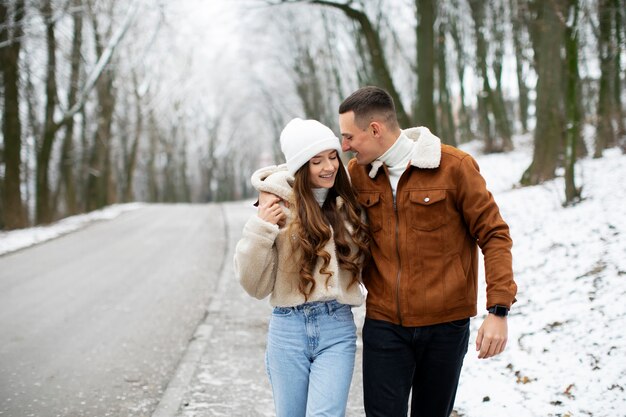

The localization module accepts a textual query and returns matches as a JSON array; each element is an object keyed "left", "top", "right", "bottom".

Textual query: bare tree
[
  {"left": 491, "top": 0, "right": 513, "bottom": 148},
  {"left": 449, "top": 0, "right": 473, "bottom": 143},
  {"left": 0, "top": 0, "right": 28, "bottom": 229},
  {"left": 614, "top": 0, "right": 625, "bottom": 139},
  {"left": 594, "top": 0, "right": 617, "bottom": 156},
  {"left": 564, "top": 0, "right": 582, "bottom": 204},
  {"left": 521, "top": 0, "right": 566, "bottom": 185},
  {"left": 32, "top": 0, "right": 137, "bottom": 223},
  {"left": 35, "top": 0, "right": 62, "bottom": 224},
  {"left": 415, "top": 0, "right": 437, "bottom": 131},
  {"left": 510, "top": 0, "right": 532, "bottom": 133},
  {"left": 85, "top": 1, "right": 118, "bottom": 211},
  {"left": 273, "top": 0, "right": 411, "bottom": 127},
  {"left": 469, "top": 0, "right": 513, "bottom": 153},
  {"left": 121, "top": 70, "right": 147, "bottom": 202},
  {"left": 436, "top": 6, "right": 457, "bottom": 146},
  {"left": 284, "top": 14, "right": 335, "bottom": 127},
  {"left": 56, "top": 0, "right": 83, "bottom": 216}
]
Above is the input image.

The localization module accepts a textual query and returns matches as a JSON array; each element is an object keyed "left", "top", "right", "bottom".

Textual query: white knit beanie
[{"left": 280, "top": 118, "right": 342, "bottom": 175}]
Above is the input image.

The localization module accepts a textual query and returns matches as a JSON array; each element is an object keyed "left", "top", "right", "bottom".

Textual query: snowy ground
[
  {"left": 0, "top": 203, "right": 144, "bottom": 256},
  {"left": 455, "top": 137, "right": 626, "bottom": 417},
  {"left": 1, "top": 137, "right": 624, "bottom": 417}
]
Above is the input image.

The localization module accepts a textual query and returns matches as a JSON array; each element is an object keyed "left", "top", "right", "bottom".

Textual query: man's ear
[{"left": 370, "top": 121, "right": 383, "bottom": 138}]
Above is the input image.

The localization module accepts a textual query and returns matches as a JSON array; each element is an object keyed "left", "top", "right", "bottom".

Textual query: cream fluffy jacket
[{"left": 233, "top": 164, "right": 364, "bottom": 307}]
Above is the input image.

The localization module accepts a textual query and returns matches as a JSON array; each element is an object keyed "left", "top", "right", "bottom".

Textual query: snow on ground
[
  {"left": 455, "top": 139, "right": 626, "bottom": 416},
  {"left": 0, "top": 203, "right": 144, "bottom": 256},
  {"left": 1, "top": 136, "right": 624, "bottom": 416}
]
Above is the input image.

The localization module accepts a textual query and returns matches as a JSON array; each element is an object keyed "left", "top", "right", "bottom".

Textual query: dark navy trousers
[{"left": 362, "top": 317, "right": 470, "bottom": 417}]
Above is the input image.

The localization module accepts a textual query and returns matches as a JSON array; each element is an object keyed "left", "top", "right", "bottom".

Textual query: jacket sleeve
[
  {"left": 456, "top": 155, "right": 517, "bottom": 309},
  {"left": 233, "top": 215, "right": 280, "bottom": 300}
]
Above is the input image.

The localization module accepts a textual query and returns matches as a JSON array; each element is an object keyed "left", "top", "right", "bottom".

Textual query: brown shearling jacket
[{"left": 349, "top": 127, "right": 517, "bottom": 327}]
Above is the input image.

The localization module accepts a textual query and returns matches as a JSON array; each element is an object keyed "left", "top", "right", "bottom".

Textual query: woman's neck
[{"left": 312, "top": 188, "right": 329, "bottom": 206}]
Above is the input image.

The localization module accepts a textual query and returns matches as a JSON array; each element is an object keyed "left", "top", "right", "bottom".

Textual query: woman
[{"left": 234, "top": 118, "right": 370, "bottom": 417}]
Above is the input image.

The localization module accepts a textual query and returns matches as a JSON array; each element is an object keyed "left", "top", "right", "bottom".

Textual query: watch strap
[{"left": 487, "top": 305, "right": 509, "bottom": 317}]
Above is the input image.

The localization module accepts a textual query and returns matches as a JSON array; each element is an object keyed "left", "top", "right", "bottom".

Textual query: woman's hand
[{"left": 258, "top": 191, "right": 286, "bottom": 227}]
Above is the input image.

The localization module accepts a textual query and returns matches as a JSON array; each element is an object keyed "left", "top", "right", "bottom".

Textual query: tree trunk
[
  {"left": 416, "top": 0, "right": 437, "bottom": 132},
  {"left": 178, "top": 138, "right": 191, "bottom": 202},
  {"left": 322, "top": 12, "right": 347, "bottom": 107},
  {"left": 595, "top": 0, "right": 617, "bottom": 157},
  {"left": 204, "top": 123, "right": 218, "bottom": 202},
  {"left": 491, "top": 0, "right": 513, "bottom": 150},
  {"left": 86, "top": 71, "right": 116, "bottom": 211},
  {"left": 436, "top": 14, "right": 456, "bottom": 146},
  {"left": 36, "top": 0, "right": 60, "bottom": 224},
  {"left": 510, "top": 0, "right": 531, "bottom": 133},
  {"left": 470, "top": 0, "right": 513, "bottom": 153},
  {"left": 449, "top": 3, "right": 472, "bottom": 143},
  {"left": 564, "top": 0, "right": 582, "bottom": 205},
  {"left": 613, "top": 0, "right": 625, "bottom": 137},
  {"left": 521, "top": 0, "right": 565, "bottom": 185},
  {"left": 1, "top": 0, "right": 28, "bottom": 229},
  {"left": 58, "top": 0, "right": 83, "bottom": 216},
  {"left": 123, "top": 72, "right": 143, "bottom": 202},
  {"left": 292, "top": 38, "right": 332, "bottom": 126},
  {"left": 78, "top": 107, "right": 89, "bottom": 212},
  {"left": 86, "top": 10, "right": 117, "bottom": 211},
  {"left": 146, "top": 112, "right": 160, "bottom": 202},
  {"left": 469, "top": 0, "right": 496, "bottom": 151}
]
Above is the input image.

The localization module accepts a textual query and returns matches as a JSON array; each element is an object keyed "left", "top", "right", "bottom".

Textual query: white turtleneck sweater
[
  {"left": 312, "top": 188, "right": 329, "bottom": 206},
  {"left": 374, "top": 132, "right": 413, "bottom": 199}
]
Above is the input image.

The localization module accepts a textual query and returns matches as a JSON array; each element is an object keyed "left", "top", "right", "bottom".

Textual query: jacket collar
[{"left": 368, "top": 126, "right": 441, "bottom": 178}]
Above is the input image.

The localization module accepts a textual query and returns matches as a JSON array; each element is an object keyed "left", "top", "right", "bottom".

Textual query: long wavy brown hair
[{"left": 288, "top": 160, "right": 370, "bottom": 300}]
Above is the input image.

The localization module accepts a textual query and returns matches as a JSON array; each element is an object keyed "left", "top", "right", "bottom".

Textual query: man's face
[{"left": 339, "top": 111, "right": 380, "bottom": 166}]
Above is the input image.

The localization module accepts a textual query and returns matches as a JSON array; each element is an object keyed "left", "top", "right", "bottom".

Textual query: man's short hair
[{"left": 339, "top": 86, "right": 399, "bottom": 130}]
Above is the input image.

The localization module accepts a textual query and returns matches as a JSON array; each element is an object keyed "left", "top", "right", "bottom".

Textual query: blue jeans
[
  {"left": 363, "top": 317, "right": 470, "bottom": 417},
  {"left": 265, "top": 300, "right": 357, "bottom": 417}
]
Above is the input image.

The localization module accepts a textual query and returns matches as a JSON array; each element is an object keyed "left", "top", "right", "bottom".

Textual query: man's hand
[
  {"left": 258, "top": 191, "right": 286, "bottom": 227},
  {"left": 475, "top": 314, "right": 508, "bottom": 359}
]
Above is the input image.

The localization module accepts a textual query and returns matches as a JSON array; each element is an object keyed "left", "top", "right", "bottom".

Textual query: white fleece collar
[
  {"left": 368, "top": 126, "right": 442, "bottom": 178},
  {"left": 251, "top": 164, "right": 295, "bottom": 203}
]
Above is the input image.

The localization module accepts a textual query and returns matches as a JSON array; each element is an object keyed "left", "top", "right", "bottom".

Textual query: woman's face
[{"left": 308, "top": 149, "right": 339, "bottom": 189}]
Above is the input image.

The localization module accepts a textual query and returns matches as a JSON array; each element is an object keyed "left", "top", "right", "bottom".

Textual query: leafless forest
[{"left": 1, "top": 0, "right": 624, "bottom": 230}]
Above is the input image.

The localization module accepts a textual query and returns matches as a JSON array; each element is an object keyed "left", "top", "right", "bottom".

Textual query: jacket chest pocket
[
  {"left": 408, "top": 190, "right": 447, "bottom": 231},
  {"left": 357, "top": 191, "right": 383, "bottom": 232}
]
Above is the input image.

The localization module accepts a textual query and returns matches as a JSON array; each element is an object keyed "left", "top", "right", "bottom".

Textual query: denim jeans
[
  {"left": 265, "top": 300, "right": 357, "bottom": 417},
  {"left": 362, "top": 317, "right": 470, "bottom": 417}
]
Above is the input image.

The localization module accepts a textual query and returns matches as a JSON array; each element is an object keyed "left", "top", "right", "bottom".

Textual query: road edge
[{"left": 151, "top": 203, "right": 231, "bottom": 417}]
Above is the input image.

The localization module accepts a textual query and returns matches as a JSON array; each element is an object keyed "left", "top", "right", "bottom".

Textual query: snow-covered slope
[{"left": 457, "top": 139, "right": 626, "bottom": 416}]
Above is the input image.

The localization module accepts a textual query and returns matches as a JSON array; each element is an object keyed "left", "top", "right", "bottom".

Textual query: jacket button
[{"left": 424, "top": 197, "right": 430, "bottom": 203}]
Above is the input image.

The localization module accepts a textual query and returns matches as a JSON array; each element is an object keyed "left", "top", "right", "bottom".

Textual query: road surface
[{"left": 0, "top": 204, "right": 227, "bottom": 417}]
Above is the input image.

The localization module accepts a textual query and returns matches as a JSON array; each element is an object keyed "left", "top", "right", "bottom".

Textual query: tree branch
[{"left": 54, "top": 1, "right": 139, "bottom": 128}]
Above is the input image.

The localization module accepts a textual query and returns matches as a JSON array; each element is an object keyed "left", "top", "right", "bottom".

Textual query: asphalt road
[{"left": 0, "top": 204, "right": 227, "bottom": 417}]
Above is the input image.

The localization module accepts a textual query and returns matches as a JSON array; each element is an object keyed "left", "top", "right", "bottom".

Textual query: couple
[{"left": 234, "top": 86, "right": 518, "bottom": 417}]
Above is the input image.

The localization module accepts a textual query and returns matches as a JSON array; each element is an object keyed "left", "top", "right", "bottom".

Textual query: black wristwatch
[{"left": 487, "top": 305, "right": 509, "bottom": 317}]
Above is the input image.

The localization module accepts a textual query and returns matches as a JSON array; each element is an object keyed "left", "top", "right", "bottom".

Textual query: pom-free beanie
[{"left": 280, "top": 118, "right": 342, "bottom": 175}]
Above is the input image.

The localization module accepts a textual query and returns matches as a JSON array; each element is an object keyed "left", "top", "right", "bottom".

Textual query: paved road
[{"left": 0, "top": 204, "right": 227, "bottom": 417}]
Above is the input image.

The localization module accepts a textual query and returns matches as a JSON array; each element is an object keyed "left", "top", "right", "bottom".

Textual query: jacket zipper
[
  {"left": 393, "top": 198, "right": 403, "bottom": 325},
  {"left": 388, "top": 164, "right": 408, "bottom": 326}
]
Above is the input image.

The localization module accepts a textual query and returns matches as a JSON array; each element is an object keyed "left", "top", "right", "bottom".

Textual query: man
[{"left": 338, "top": 86, "right": 517, "bottom": 417}]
